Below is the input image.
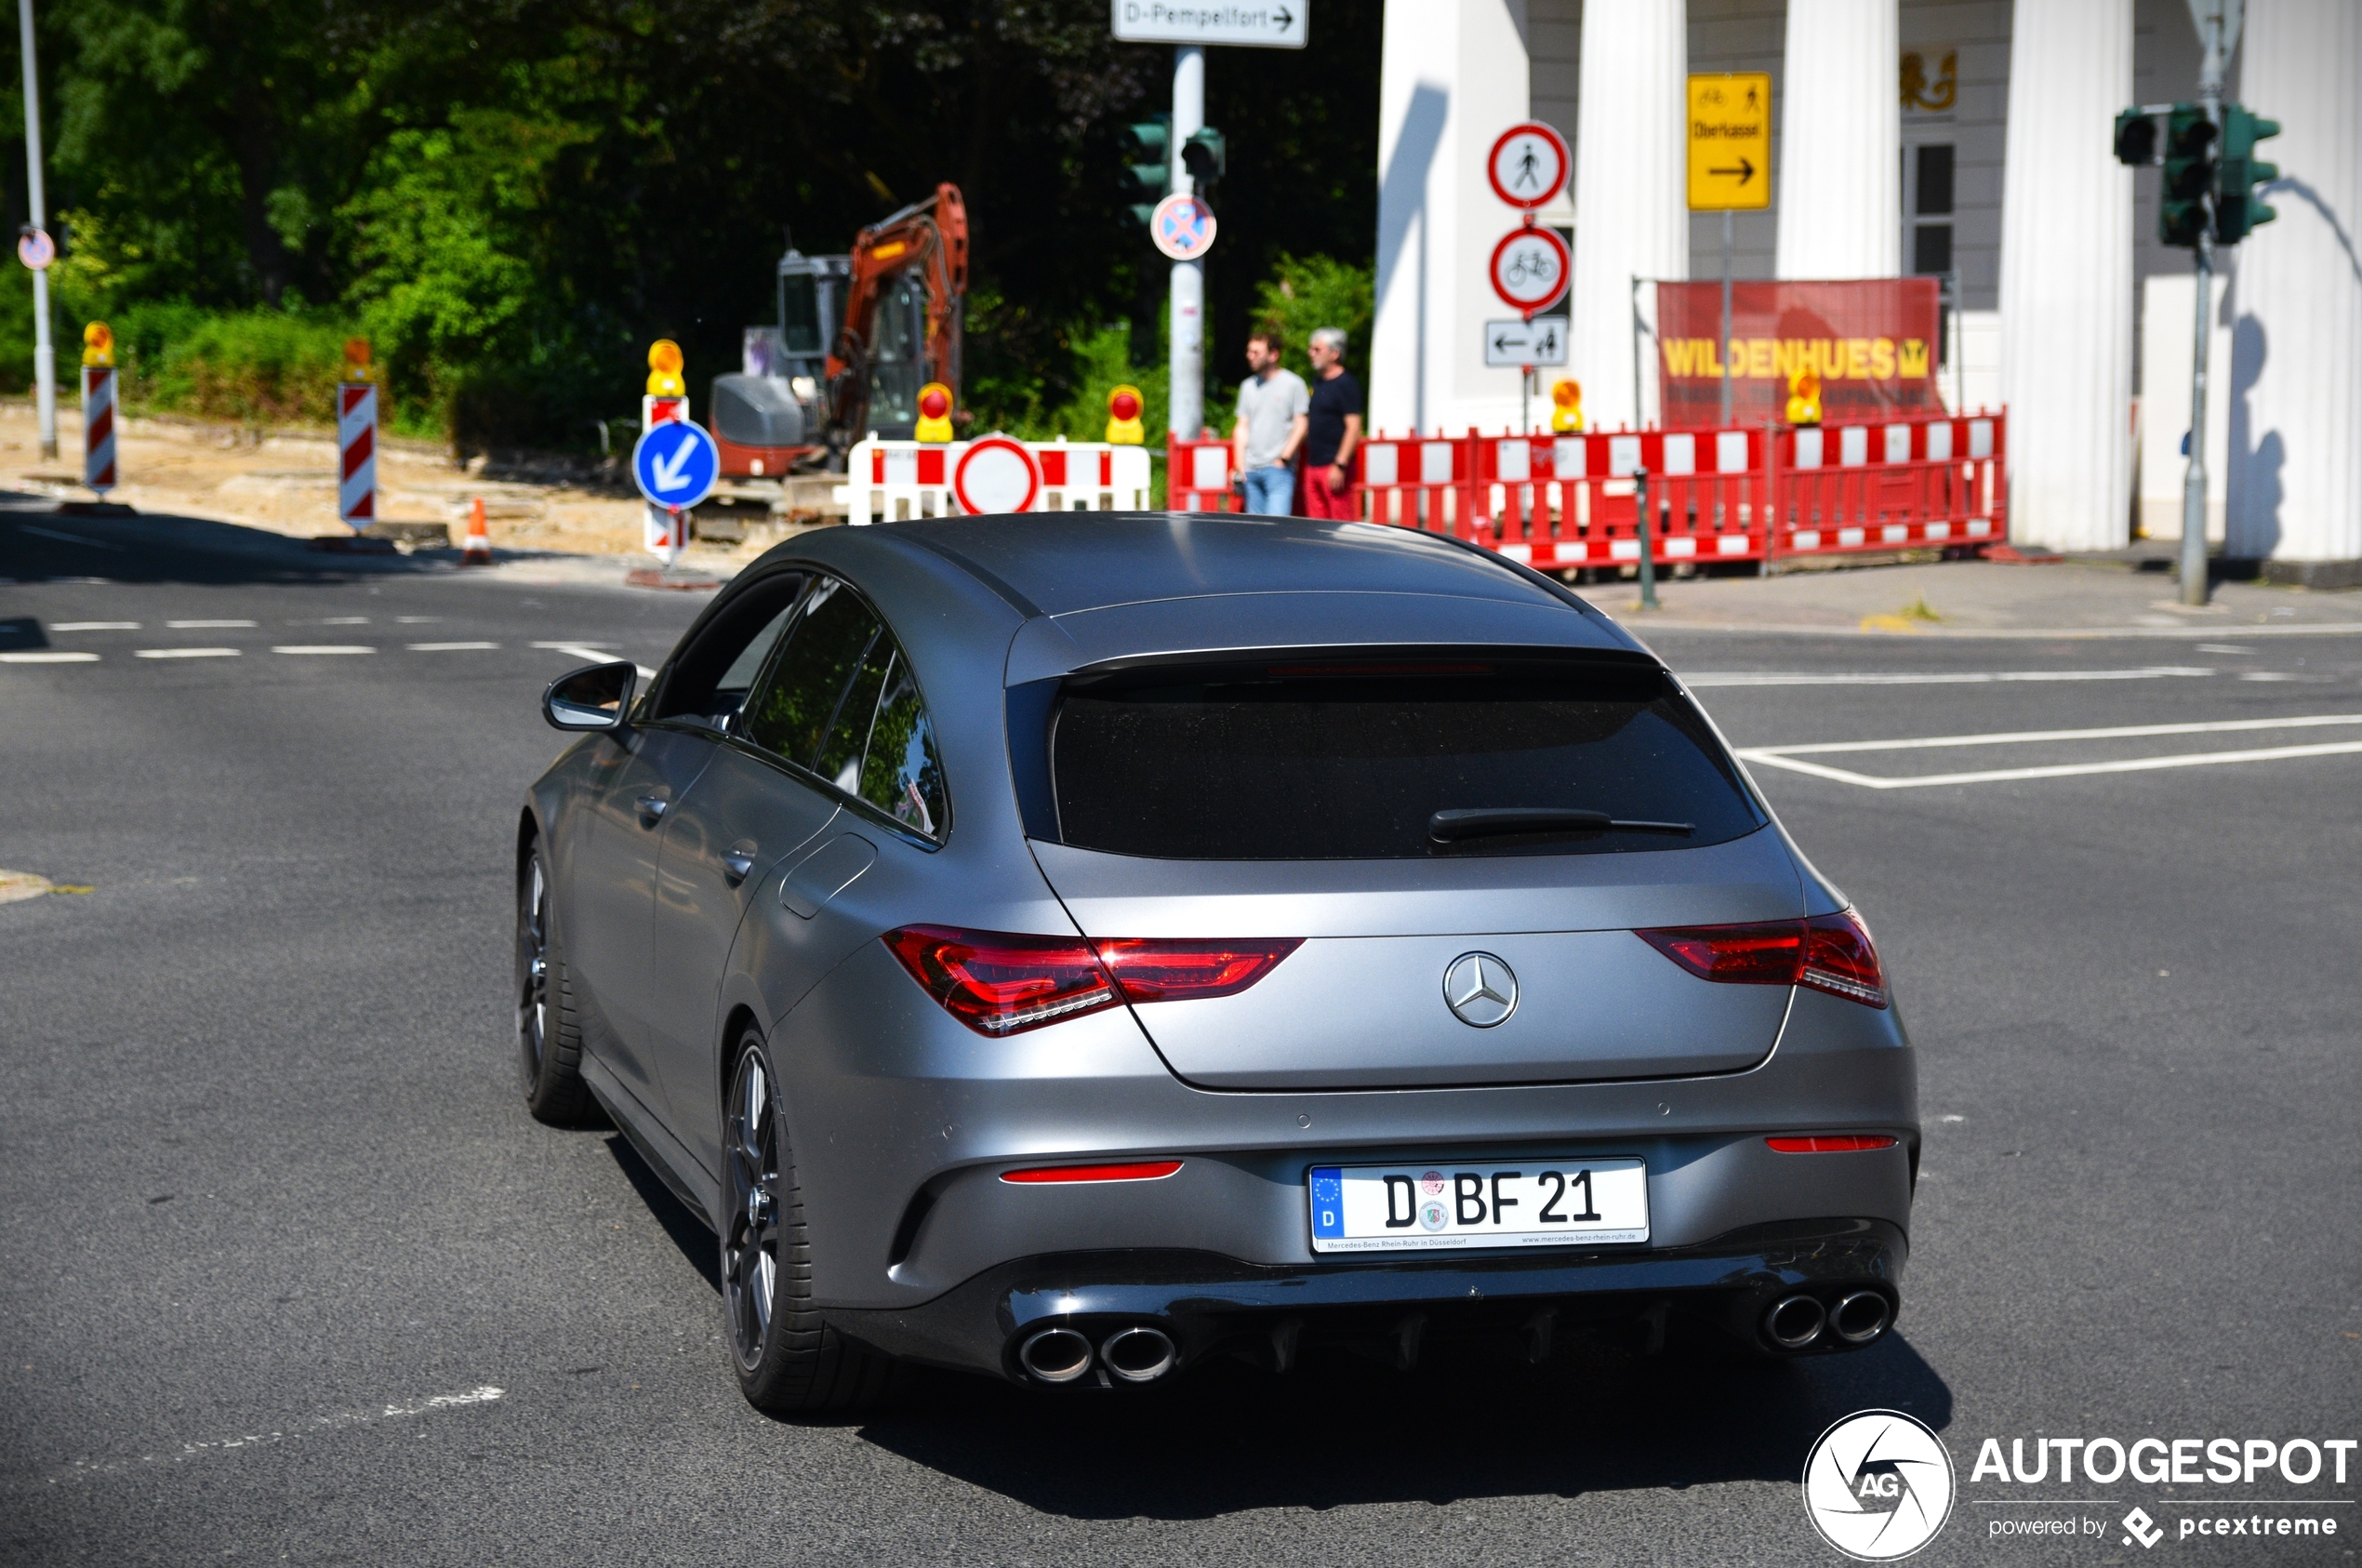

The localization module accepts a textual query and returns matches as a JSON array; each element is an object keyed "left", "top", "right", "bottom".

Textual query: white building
[{"left": 1372, "top": 0, "right": 2361, "bottom": 583}]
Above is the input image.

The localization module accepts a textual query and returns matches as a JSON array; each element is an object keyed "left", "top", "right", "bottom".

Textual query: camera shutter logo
[{"left": 1801, "top": 1409, "right": 1955, "bottom": 1561}]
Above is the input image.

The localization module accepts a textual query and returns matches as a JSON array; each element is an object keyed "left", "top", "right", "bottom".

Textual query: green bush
[{"left": 1251, "top": 253, "right": 1374, "bottom": 384}]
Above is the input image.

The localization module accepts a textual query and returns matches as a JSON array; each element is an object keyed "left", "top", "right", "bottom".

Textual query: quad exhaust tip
[
  {"left": 1100, "top": 1324, "right": 1177, "bottom": 1383},
  {"left": 1017, "top": 1327, "right": 1095, "bottom": 1383},
  {"left": 1831, "top": 1290, "right": 1891, "bottom": 1345},
  {"left": 1764, "top": 1293, "right": 1827, "bottom": 1350}
]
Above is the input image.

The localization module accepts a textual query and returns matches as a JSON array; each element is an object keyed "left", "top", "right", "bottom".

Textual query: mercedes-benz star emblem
[{"left": 1443, "top": 952, "right": 1518, "bottom": 1028}]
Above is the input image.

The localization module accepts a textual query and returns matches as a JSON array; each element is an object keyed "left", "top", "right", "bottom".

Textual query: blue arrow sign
[{"left": 631, "top": 419, "right": 721, "bottom": 511}]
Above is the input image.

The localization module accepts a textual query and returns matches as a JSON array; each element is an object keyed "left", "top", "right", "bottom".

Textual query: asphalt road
[{"left": 5, "top": 511, "right": 2358, "bottom": 1566}]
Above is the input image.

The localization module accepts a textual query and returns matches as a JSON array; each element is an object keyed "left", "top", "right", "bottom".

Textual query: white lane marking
[
  {"left": 48, "top": 620, "right": 139, "bottom": 631},
  {"left": 2196, "top": 644, "right": 2255, "bottom": 654},
  {"left": 1743, "top": 712, "right": 2362, "bottom": 757},
  {"left": 136, "top": 647, "right": 240, "bottom": 659},
  {"left": 1, "top": 650, "right": 99, "bottom": 663},
  {"left": 316, "top": 616, "right": 370, "bottom": 625},
  {"left": 167, "top": 618, "right": 258, "bottom": 629},
  {"left": 19, "top": 523, "right": 123, "bottom": 550},
  {"left": 1683, "top": 666, "right": 2214, "bottom": 688},
  {"left": 1736, "top": 713, "right": 2362, "bottom": 790},
  {"left": 407, "top": 641, "right": 498, "bottom": 652},
  {"left": 50, "top": 1386, "right": 505, "bottom": 1481},
  {"left": 396, "top": 616, "right": 441, "bottom": 623},
  {"left": 540, "top": 641, "right": 657, "bottom": 680},
  {"left": 2238, "top": 671, "right": 2299, "bottom": 682},
  {"left": 272, "top": 644, "right": 375, "bottom": 655}
]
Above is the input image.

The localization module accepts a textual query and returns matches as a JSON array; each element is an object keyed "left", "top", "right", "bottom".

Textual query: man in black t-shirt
[{"left": 1299, "top": 326, "right": 1365, "bottom": 520}]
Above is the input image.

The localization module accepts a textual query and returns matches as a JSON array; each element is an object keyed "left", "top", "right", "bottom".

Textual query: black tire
[
  {"left": 517, "top": 839, "right": 596, "bottom": 1125},
  {"left": 722, "top": 1030, "right": 900, "bottom": 1415}
]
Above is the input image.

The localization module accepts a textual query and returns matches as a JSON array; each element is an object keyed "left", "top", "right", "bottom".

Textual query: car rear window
[{"left": 1049, "top": 659, "right": 1763, "bottom": 860}]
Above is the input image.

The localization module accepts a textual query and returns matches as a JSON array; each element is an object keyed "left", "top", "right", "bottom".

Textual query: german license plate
[{"left": 1307, "top": 1159, "right": 1648, "bottom": 1253}]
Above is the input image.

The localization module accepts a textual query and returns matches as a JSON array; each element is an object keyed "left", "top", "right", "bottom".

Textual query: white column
[
  {"left": 1568, "top": 0, "right": 1685, "bottom": 432},
  {"left": 2226, "top": 0, "right": 2362, "bottom": 571},
  {"left": 1371, "top": 1, "right": 1533, "bottom": 437},
  {"left": 1774, "top": 0, "right": 1900, "bottom": 279},
  {"left": 1997, "top": 0, "right": 2133, "bottom": 551}
]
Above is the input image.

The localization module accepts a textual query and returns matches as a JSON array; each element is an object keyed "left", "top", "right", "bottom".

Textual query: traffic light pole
[
  {"left": 19, "top": 0, "right": 57, "bottom": 459},
  {"left": 2179, "top": 0, "right": 2235, "bottom": 607},
  {"left": 1169, "top": 46, "right": 1205, "bottom": 442}
]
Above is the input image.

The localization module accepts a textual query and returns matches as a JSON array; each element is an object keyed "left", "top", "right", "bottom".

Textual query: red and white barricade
[
  {"left": 1166, "top": 438, "right": 1239, "bottom": 511},
  {"left": 337, "top": 382, "right": 377, "bottom": 528},
  {"left": 1768, "top": 415, "right": 2004, "bottom": 556},
  {"left": 838, "top": 437, "right": 1151, "bottom": 524},
  {"left": 1477, "top": 427, "right": 1776, "bottom": 569},
  {"left": 81, "top": 366, "right": 116, "bottom": 493},
  {"left": 1358, "top": 434, "right": 1474, "bottom": 533}
]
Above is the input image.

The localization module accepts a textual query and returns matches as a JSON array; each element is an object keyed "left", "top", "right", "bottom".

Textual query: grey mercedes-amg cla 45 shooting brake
[{"left": 520, "top": 513, "right": 1917, "bottom": 1414}]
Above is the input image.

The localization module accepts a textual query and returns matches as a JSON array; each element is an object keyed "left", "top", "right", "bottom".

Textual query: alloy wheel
[
  {"left": 723, "top": 1048, "right": 783, "bottom": 1370},
  {"left": 518, "top": 857, "right": 551, "bottom": 1080}
]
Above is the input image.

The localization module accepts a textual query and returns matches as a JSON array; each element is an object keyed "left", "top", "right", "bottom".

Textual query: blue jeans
[{"left": 1240, "top": 464, "right": 1295, "bottom": 515}]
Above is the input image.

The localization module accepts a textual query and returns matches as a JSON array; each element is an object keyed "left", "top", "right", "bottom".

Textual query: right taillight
[
  {"left": 1636, "top": 910, "right": 1888, "bottom": 1008},
  {"left": 882, "top": 926, "right": 1301, "bottom": 1036}
]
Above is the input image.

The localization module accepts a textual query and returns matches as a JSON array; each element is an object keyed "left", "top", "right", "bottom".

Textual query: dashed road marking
[
  {"left": 408, "top": 641, "right": 499, "bottom": 651},
  {"left": 166, "top": 619, "right": 257, "bottom": 629},
  {"left": 1737, "top": 712, "right": 2362, "bottom": 790},
  {"left": 48, "top": 621, "right": 139, "bottom": 631},
  {"left": 537, "top": 641, "right": 657, "bottom": 679},
  {"left": 47, "top": 1385, "right": 506, "bottom": 1482},
  {"left": 272, "top": 644, "right": 375, "bottom": 655},
  {"left": 0, "top": 651, "right": 99, "bottom": 663},
  {"left": 135, "top": 647, "right": 240, "bottom": 659}
]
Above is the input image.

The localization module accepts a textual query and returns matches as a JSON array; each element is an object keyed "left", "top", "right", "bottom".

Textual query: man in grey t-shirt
[{"left": 1230, "top": 331, "right": 1309, "bottom": 515}]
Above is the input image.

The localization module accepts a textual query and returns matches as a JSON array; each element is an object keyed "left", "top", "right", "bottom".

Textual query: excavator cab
[
  {"left": 863, "top": 273, "right": 929, "bottom": 438},
  {"left": 710, "top": 247, "right": 847, "bottom": 478}
]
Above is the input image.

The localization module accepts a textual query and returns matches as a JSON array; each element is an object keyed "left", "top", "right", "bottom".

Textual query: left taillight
[
  {"left": 1635, "top": 910, "right": 1888, "bottom": 1008},
  {"left": 882, "top": 926, "right": 1301, "bottom": 1037}
]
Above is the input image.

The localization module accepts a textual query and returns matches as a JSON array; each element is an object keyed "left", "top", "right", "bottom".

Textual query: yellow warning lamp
[
  {"left": 1548, "top": 378, "right": 1584, "bottom": 433},
  {"left": 914, "top": 381, "right": 955, "bottom": 443},
  {"left": 82, "top": 321, "right": 114, "bottom": 368},
  {"left": 1785, "top": 367, "right": 1823, "bottom": 427},
  {"left": 646, "top": 339, "right": 686, "bottom": 398},
  {"left": 1105, "top": 384, "right": 1146, "bottom": 445},
  {"left": 342, "top": 336, "right": 378, "bottom": 384}
]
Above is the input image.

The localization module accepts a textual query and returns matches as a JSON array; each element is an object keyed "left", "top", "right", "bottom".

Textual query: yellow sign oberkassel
[{"left": 1687, "top": 73, "right": 1772, "bottom": 211}]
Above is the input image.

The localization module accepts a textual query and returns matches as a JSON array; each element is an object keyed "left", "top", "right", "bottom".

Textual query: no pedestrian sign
[
  {"left": 1111, "top": 2, "right": 1307, "bottom": 48},
  {"left": 1487, "top": 123, "right": 1569, "bottom": 211},
  {"left": 1688, "top": 73, "right": 1772, "bottom": 211}
]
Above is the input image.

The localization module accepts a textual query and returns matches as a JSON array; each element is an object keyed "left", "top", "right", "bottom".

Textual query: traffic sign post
[
  {"left": 1111, "top": 0, "right": 1306, "bottom": 48},
  {"left": 1482, "top": 317, "right": 1567, "bottom": 368},
  {"left": 632, "top": 420, "right": 721, "bottom": 565},
  {"left": 1687, "top": 73, "right": 1772, "bottom": 426}
]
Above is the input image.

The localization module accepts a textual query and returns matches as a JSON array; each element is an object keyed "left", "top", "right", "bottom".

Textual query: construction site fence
[
  {"left": 1165, "top": 410, "right": 2008, "bottom": 569},
  {"left": 837, "top": 437, "right": 1153, "bottom": 524}
]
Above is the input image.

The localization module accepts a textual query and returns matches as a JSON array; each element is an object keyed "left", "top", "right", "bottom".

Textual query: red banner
[{"left": 1654, "top": 279, "right": 1942, "bottom": 429}]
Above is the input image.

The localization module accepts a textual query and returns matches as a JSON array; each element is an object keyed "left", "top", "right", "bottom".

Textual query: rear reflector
[
  {"left": 1765, "top": 1135, "right": 1899, "bottom": 1153},
  {"left": 882, "top": 926, "right": 1301, "bottom": 1036},
  {"left": 1000, "top": 1161, "right": 1185, "bottom": 1184},
  {"left": 1635, "top": 910, "right": 1888, "bottom": 1007}
]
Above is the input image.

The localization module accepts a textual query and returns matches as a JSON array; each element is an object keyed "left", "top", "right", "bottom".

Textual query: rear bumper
[{"left": 829, "top": 1216, "right": 1905, "bottom": 1383}]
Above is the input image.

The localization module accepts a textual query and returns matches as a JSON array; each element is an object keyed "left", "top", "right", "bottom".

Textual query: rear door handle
[
  {"left": 635, "top": 793, "right": 669, "bottom": 827},
  {"left": 721, "top": 842, "right": 758, "bottom": 886}
]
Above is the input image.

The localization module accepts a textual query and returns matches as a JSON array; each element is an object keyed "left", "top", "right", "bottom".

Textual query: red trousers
[{"left": 1301, "top": 465, "right": 1360, "bottom": 520}]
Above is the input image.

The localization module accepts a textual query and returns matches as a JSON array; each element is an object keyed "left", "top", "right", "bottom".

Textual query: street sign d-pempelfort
[{"left": 1111, "top": 2, "right": 1307, "bottom": 48}]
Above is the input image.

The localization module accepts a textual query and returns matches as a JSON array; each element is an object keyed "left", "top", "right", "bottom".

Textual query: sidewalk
[{"left": 1593, "top": 554, "right": 2362, "bottom": 638}]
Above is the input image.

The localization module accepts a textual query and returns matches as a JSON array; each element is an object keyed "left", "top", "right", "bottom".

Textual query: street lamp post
[{"left": 18, "top": 0, "right": 57, "bottom": 459}]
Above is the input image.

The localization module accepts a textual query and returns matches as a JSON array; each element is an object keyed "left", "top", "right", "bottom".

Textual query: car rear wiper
[{"left": 1428, "top": 807, "right": 1696, "bottom": 844}]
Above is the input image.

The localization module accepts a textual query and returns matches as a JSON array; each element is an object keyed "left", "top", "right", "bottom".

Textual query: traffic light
[
  {"left": 1181, "top": 126, "right": 1226, "bottom": 188},
  {"left": 2213, "top": 104, "right": 2281, "bottom": 245},
  {"left": 2113, "top": 108, "right": 2157, "bottom": 166},
  {"left": 1126, "top": 115, "right": 1172, "bottom": 225},
  {"left": 2158, "top": 104, "right": 2216, "bottom": 249}
]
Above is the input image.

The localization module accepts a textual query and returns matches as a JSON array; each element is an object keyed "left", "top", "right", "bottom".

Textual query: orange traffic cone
[{"left": 462, "top": 497, "right": 492, "bottom": 565}]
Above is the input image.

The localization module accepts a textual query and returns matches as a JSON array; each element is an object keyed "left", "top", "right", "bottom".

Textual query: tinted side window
[
  {"left": 650, "top": 573, "right": 805, "bottom": 728},
  {"left": 739, "top": 578, "right": 882, "bottom": 767},
  {"left": 859, "top": 650, "right": 947, "bottom": 839}
]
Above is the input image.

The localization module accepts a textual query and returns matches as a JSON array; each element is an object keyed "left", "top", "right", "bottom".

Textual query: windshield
[{"left": 1048, "top": 660, "right": 1763, "bottom": 860}]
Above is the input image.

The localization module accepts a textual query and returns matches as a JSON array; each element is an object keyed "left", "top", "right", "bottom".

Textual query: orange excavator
[{"left": 711, "top": 183, "right": 969, "bottom": 475}]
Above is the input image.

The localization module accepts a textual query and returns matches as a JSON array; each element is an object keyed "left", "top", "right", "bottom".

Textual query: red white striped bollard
[
  {"left": 82, "top": 365, "right": 115, "bottom": 494},
  {"left": 338, "top": 381, "right": 377, "bottom": 529}
]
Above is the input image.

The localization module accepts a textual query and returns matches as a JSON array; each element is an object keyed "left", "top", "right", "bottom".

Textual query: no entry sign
[{"left": 953, "top": 437, "right": 1042, "bottom": 514}]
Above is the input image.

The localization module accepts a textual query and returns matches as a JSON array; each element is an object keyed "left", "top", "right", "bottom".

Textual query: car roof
[{"left": 875, "top": 512, "right": 1600, "bottom": 619}]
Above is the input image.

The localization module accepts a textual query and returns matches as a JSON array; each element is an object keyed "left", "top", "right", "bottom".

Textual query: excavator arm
[{"left": 827, "top": 182, "right": 968, "bottom": 444}]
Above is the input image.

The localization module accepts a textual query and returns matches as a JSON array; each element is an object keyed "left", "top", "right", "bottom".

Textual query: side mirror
[{"left": 543, "top": 661, "right": 638, "bottom": 731}]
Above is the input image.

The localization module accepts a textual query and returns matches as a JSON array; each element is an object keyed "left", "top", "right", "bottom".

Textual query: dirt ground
[{"left": 0, "top": 399, "right": 784, "bottom": 563}]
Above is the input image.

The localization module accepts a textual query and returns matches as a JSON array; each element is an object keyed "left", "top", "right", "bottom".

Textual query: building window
[{"left": 1905, "top": 144, "right": 1954, "bottom": 277}]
